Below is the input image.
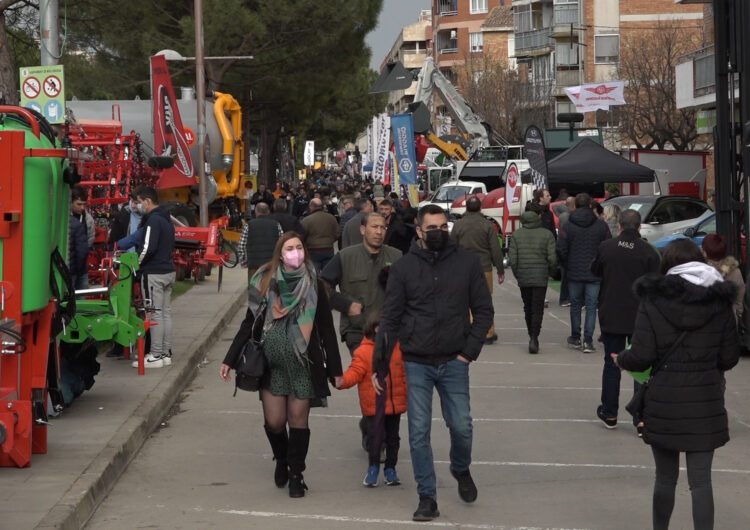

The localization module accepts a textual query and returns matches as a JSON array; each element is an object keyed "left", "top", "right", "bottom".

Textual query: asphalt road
[{"left": 85, "top": 276, "right": 750, "bottom": 530}]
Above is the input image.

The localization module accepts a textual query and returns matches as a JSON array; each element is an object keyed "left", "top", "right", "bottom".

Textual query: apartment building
[
  {"left": 432, "top": 0, "right": 508, "bottom": 75},
  {"left": 512, "top": 0, "right": 704, "bottom": 127},
  {"left": 381, "top": 10, "right": 432, "bottom": 114}
]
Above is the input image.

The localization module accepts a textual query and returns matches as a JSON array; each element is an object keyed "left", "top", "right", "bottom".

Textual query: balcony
[
  {"left": 402, "top": 49, "right": 427, "bottom": 69},
  {"left": 555, "top": 69, "right": 580, "bottom": 87},
  {"left": 438, "top": 0, "right": 457, "bottom": 16},
  {"left": 676, "top": 45, "right": 721, "bottom": 109},
  {"left": 554, "top": 4, "right": 579, "bottom": 25},
  {"left": 515, "top": 27, "right": 553, "bottom": 55}
]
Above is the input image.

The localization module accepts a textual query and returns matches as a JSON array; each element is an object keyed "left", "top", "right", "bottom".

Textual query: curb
[{"left": 34, "top": 284, "right": 247, "bottom": 530}]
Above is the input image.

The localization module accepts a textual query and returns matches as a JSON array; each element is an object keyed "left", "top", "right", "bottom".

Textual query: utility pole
[
  {"left": 40, "top": 0, "right": 59, "bottom": 66},
  {"left": 194, "top": 0, "right": 208, "bottom": 227}
]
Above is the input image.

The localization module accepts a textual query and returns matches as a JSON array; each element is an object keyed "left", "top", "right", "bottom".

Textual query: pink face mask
[{"left": 282, "top": 249, "right": 305, "bottom": 269}]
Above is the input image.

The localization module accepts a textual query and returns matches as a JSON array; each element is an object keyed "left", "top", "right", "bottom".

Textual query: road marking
[
  {"left": 438, "top": 460, "right": 750, "bottom": 475},
  {"left": 472, "top": 385, "right": 599, "bottom": 391},
  {"left": 216, "top": 411, "right": 600, "bottom": 423},
  {"left": 216, "top": 509, "right": 589, "bottom": 529}
]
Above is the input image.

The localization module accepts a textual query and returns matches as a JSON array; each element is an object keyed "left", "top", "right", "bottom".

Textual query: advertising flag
[
  {"left": 502, "top": 162, "right": 520, "bottom": 237},
  {"left": 564, "top": 80, "right": 626, "bottom": 113},
  {"left": 373, "top": 113, "right": 391, "bottom": 183},
  {"left": 151, "top": 54, "right": 194, "bottom": 188},
  {"left": 390, "top": 113, "right": 418, "bottom": 186},
  {"left": 303, "top": 141, "right": 315, "bottom": 166},
  {"left": 523, "top": 125, "right": 549, "bottom": 190}
]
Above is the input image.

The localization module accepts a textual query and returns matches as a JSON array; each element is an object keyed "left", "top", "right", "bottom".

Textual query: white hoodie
[{"left": 666, "top": 261, "right": 724, "bottom": 287}]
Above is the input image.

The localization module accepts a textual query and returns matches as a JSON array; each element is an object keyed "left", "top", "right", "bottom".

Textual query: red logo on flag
[{"left": 585, "top": 84, "right": 617, "bottom": 96}]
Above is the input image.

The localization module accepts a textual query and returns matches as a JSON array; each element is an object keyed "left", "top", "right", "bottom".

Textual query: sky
[{"left": 366, "top": 0, "right": 431, "bottom": 70}]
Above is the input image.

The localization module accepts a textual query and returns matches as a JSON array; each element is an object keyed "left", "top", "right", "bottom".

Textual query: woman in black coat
[
  {"left": 219, "top": 232, "right": 342, "bottom": 498},
  {"left": 615, "top": 239, "right": 739, "bottom": 530}
]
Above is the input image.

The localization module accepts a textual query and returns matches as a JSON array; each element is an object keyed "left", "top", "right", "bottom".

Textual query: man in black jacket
[
  {"left": 556, "top": 193, "right": 611, "bottom": 353},
  {"left": 269, "top": 198, "right": 304, "bottom": 236},
  {"left": 237, "top": 202, "right": 283, "bottom": 281},
  {"left": 373, "top": 204, "right": 493, "bottom": 522},
  {"left": 591, "top": 209, "right": 660, "bottom": 432},
  {"left": 250, "top": 183, "right": 275, "bottom": 214},
  {"left": 133, "top": 186, "right": 176, "bottom": 369}
]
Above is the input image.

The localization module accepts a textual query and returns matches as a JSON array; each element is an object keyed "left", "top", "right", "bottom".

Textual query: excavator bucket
[
  {"left": 407, "top": 102, "right": 431, "bottom": 134},
  {"left": 370, "top": 62, "right": 414, "bottom": 93}
]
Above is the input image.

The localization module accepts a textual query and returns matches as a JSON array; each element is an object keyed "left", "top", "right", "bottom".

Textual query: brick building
[{"left": 512, "top": 0, "right": 704, "bottom": 128}]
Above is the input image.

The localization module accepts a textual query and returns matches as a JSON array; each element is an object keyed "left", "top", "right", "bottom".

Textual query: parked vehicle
[
  {"left": 602, "top": 195, "right": 712, "bottom": 242},
  {"left": 418, "top": 180, "right": 487, "bottom": 211}
]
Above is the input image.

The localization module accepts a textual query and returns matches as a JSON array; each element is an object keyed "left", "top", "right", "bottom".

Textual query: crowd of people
[{"left": 68, "top": 170, "right": 745, "bottom": 527}]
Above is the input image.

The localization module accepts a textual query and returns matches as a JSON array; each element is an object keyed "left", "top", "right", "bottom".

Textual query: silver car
[{"left": 602, "top": 195, "right": 713, "bottom": 242}]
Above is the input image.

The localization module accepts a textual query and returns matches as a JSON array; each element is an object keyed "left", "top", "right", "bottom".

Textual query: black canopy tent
[{"left": 546, "top": 138, "right": 656, "bottom": 184}]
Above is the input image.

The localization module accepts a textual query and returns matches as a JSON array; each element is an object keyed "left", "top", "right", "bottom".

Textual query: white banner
[
  {"left": 303, "top": 140, "right": 315, "bottom": 166},
  {"left": 372, "top": 113, "right": 390, "bottom": 183},
  {"left": 565, "top": 80, "right": 626, "bottom": 113}
]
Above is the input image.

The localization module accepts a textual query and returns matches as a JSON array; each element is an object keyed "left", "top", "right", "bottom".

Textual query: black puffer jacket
[
  {"left": 375, "top": 239, "right": 493, "bottom": 366},
  {"left": 617, "top": 273, "right": 740, "bottom": 452},
  {"left": 556, "top": 207, "right": 610, "bottom": 282}
]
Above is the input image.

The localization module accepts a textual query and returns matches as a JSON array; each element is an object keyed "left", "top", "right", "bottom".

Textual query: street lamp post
[{"left": 194, "top": 0, "right": 207, "bottom": 227}]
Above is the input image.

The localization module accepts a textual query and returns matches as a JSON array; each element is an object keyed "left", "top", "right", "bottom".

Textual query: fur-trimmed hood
[
  {"left": 634, "top": 272, "right": 737, "bottom": 331},
  {"left": 708, "top": 256, "right": 740, "bottom": 279}
]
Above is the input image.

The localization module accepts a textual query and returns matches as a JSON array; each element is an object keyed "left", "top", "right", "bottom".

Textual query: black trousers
[
  {"left": 520, "top": 286, "right": 547, "bottom": 337},
  {"left": 366, "top": 413, "right": 401, "bottom": 468}
]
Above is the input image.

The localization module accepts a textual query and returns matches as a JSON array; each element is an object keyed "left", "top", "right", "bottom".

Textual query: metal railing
[
  {"left": 440, "top": 47, "right": 459, "bottom": 54},
  {"left": 556, "top": 69, "right": 580, "bottom": 87},
  {"left": 554, "top": 4, "right": 579, "bottom": 25},
  {"left": 516, "top": 27, "right": 552, "bottom": 53},
  {"left": 438, "top": 0, "right": 457, "bottom": 16},
  {"left": 694, "top": 53, "right": 715, "bottom": 92}
]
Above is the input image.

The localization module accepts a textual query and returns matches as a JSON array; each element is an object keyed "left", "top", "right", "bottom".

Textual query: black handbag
[
  {"left": 625, "top": 331, "right": 687, "bottom": 417},
  {"left": 234, "top": 303, "right": 268, "bottom": 395}
]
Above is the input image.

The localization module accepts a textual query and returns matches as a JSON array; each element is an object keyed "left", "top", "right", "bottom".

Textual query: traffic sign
[
  {"left": 23, "top": 77, "right": 41, "bottom": 99},
  {"left": 20, "top": 65, "right": 65, "bottom": 124},
  {"left": 43, "top": 75, "right": 62, "bottom": 97}
]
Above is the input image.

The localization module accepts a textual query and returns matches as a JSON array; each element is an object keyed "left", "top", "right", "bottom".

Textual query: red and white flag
[
  {"left": 151, "top": 54, "right": 194, "bottom": 188},
  {"left": 564, "top": 80, "right": 626, "bottom": 113}
]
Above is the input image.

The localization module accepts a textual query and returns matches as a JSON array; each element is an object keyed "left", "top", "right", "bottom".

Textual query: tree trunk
[
  {"left": 259, "top": 122, "right": 279, "bottom": 187},
  {"left": 0, "top": 15, "right": 19, "bottom": 105}
]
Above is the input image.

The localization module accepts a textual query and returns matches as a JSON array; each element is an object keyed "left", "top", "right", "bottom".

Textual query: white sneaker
[
  {"left": 132, "top": 353, "right": 164, "bottom": 368},
  {"left": 162, "top": 353, "right": 172, "bottom": 366}
]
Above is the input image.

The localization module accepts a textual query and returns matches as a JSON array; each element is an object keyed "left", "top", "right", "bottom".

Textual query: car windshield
[
  {"left": 696, "top": 215, "right": 716, "bottom": 234},
  {"left": 435, "top": 185, "right": 472, "bottom": 201}
]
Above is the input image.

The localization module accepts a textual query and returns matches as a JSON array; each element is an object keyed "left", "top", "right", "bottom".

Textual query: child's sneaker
[
  {"left": 363, "top": 465, "right": 379, "bottom": 487},
  {"left": 384, "top": 467, "right": 400, "bottom": 486}
]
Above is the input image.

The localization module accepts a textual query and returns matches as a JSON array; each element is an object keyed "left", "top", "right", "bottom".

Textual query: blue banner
[{"left": 390, "top": 113, "right": 418, "bottom": 186}]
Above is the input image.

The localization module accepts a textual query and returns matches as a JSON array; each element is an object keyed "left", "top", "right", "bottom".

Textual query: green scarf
[{"left": 249, "top": 262, "right": 318, "bottom": 363}]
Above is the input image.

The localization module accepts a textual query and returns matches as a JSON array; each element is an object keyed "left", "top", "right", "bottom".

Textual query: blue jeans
[
  {"left": 568, "top": 280, "right": 600, "bottom": 343},
  {"left": 405, "top": 358, "right": 472, "bottom": 500},
  {"left": 601, "top": 333, "right": 641, "bottom": 425}
]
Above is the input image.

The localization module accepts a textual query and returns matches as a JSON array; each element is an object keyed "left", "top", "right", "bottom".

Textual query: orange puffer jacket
[{"left": 339, "top": 337, "right": 407, "bottom": 416}]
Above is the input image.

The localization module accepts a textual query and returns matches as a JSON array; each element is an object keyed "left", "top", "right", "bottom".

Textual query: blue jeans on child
[{"left": 405, "top": 358, "right": 472, "bottom": 500}]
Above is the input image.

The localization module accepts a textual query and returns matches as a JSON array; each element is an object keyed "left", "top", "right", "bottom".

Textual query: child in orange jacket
[{"left": 335, "top": 312, "right": 407, "bottom": 487}]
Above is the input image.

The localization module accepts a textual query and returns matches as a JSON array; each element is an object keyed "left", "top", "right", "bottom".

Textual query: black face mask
[{"left": 423, "top": 229, "right": 449, "bottom": 252}]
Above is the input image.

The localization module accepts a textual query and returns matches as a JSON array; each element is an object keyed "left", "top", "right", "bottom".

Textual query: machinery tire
[
  {"left": 205, "top": 264, "right": 213, "bottom": 276},
  {"left": 166, "top": 202, "right": 198, "bottom": 227},
  {"left": 184, "top": 264, "right": 192, "bottom": 280},
  {"left": 175, "top": 264, "right": 186, "bottom": 282},
  {"left": 222, "top": 240, "right": 239, "bottom": 268},
  {"left": 197, "top": 265, "right": 207, "bottom": 282}
]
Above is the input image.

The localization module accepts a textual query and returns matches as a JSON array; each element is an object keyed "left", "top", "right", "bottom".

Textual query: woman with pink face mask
[{"left": 220, "top": 231, "right": 342, "bottom": 498}]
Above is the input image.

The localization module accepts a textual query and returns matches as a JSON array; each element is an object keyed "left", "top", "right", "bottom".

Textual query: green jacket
[
  {"left": 450, "top": 211, "right": 504, "bottom": 273},
  {"left": 320, "top": 244, "right": 402, "bottom": 338},
  {"left": 509, "top": 211, "right": 557, "bottom": 287}
]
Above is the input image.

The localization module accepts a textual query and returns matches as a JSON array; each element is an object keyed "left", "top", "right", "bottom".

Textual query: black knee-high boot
[
  {"left": 264, "top": 426, "right": 288, "bottom": 488},
  {"left": 287, "top": 427, "right": 310, "bottom": 498}
]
